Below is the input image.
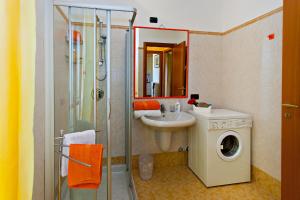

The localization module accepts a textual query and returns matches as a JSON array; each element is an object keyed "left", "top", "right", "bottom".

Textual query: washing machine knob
[
  {"left": 212, "top": 122, "right": 219, "bottom": 129},
  {"left": 221, "top": 122, "right": 227, "bottom": 129}
]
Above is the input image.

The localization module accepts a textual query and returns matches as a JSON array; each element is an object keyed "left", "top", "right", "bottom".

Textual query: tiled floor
[{"left": 133, "top": 166, "right": 279, "bottom": 200}]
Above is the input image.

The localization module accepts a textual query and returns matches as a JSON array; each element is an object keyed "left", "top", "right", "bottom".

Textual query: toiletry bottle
[{"left": 175, "top": 101, "right": 181, "bottom": 113}]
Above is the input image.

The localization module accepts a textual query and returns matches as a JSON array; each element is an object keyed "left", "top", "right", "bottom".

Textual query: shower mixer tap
[{"left": 98, "top": 59, "right": 104, "bottom": 66}]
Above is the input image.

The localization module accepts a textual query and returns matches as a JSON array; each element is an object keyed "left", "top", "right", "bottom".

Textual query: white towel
[
  {"left": 134, "top": 110, "right": 162, "bottom": 119},
  {"left": 61, "top": 130, "right": 96, "bottom": 177}
]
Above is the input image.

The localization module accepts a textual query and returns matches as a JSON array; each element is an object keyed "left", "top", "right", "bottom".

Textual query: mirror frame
[{"left": 133, "top": 26, "right": 190, "bottom": 99}]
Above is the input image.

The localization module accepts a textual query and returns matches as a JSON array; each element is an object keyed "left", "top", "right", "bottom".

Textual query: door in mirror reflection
[{"left": 134, "top": 27, "right": 189, "bottom": 98}]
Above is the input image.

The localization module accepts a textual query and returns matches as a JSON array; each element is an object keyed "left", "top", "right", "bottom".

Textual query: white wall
[
  {"left": 221, "top": 0, "right": 283, "bottom": 31},
  {"left": 188, "top": 34, "right": 223, "bottom": 107},
  {"left": 221, "top": 12, "right": 282, "bottom": 180},
  {"left": 62, "top": 0, "right": 282, "bottom": 32},
  {"left": 59, "top": 0, "right": 222, "bottom": 31},
  {"left": 137, "top": 28, "right": 187, "bottom": 47},
  {"left": 128, "top": 0, "right": 222, "bottom": 31}
]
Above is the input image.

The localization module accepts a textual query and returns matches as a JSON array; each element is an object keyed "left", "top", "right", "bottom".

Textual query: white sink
[
  {"left": 141, "top": 111, "right": 196, "bottom": 129},
  {"left": 141, "top": 112, "right": 196, "bottom": 151}
]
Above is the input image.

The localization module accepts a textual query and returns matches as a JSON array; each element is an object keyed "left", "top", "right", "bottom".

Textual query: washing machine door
[{"left": 216, "top": 131, "right": 242, "bottom": 161}]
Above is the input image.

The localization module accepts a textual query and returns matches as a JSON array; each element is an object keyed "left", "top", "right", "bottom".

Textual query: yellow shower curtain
[{"left": 0, "top": 0, "right": 35, "bottom": 199}]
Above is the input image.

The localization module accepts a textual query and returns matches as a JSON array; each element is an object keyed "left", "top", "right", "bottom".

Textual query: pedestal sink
[{"left": 141, "top": 112, "right": 196, "bottom": 151}]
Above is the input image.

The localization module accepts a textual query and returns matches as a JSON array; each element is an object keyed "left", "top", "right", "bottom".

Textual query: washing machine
[{"left": 188, "top": 109, "right": 252, "bottom": 187}]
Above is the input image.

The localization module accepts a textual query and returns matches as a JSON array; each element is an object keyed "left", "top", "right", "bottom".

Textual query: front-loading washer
[{"left": 188, "top": 109, "right": 252, "bottom": 187}]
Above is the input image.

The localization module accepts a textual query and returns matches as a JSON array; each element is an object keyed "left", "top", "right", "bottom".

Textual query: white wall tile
[{"left": 221, "top": 12, "right": 282, "bottom": 180}]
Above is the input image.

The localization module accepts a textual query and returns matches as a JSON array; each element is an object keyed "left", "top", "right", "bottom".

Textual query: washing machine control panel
[{"left": 208, "top": 119, "right": 252, "bottom": 130}]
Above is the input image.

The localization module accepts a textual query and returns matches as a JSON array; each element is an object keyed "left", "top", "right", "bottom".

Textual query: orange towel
[
  {"left": 133, "top": 100, "right": 160, "bottom": 110},
  {"left": 68, "top": 144, "right": 103, "bottom": 189},
  {"left": 73, "top": 30, "right": 82, "bottom": 43}
]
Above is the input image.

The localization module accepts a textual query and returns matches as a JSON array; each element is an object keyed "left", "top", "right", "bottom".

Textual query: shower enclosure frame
[{"left": 44, "top": 1, "right": 136, "bottom": 199}]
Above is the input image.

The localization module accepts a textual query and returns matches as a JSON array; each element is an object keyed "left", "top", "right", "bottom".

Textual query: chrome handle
[{"left": 282, "top": 104, "right": 299, "bottom": 108}]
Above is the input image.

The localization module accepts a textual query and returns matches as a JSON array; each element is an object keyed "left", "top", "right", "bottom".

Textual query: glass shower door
[{"left": 53, "top": 5, "right": 108, "bottom": 200}]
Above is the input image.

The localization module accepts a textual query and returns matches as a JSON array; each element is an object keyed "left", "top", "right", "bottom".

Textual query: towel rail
[
  {"left": 54, "top": 129, "right": 103, "bottom": 140},
  {"left": 55, "top": 150, "right": 92, "bottom": 167},
  {"left": 55, "top": 129, "right": 95, "bottom": 168},
  {"left": 54, "top": 144, "right": 70, "bottom": 147}
]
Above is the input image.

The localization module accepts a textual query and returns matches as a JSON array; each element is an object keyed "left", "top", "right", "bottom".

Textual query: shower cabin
[{"left": 49, "top": 1, "right": 136, "bottom": 199}]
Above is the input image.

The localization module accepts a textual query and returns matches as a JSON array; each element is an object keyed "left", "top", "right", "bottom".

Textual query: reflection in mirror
[{"left": 134, "top": 27, "right": 189, "bottom": 98}]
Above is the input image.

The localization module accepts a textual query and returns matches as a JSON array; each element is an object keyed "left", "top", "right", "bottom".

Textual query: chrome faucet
[{"left": 160, "top": 104, "right": 166, "bottom": 116}]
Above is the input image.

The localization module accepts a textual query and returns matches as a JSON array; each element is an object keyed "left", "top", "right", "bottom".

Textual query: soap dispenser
[{"left": 175, "top": 101, "right": 181, "bottom": 113}]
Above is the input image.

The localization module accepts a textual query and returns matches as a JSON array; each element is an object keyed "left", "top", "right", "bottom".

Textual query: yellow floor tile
[{"left": 133, "top": 166, "right": 279, "bottom": 200}]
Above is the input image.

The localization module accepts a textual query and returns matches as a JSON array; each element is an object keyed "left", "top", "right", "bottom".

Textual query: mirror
[{"left": 134, "top": 27, "right": 189, "bottom": 98}]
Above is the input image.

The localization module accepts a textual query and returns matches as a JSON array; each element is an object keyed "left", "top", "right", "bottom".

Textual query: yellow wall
[{"left": 0, "top": 0, "right": 35, "bottom": 199}]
